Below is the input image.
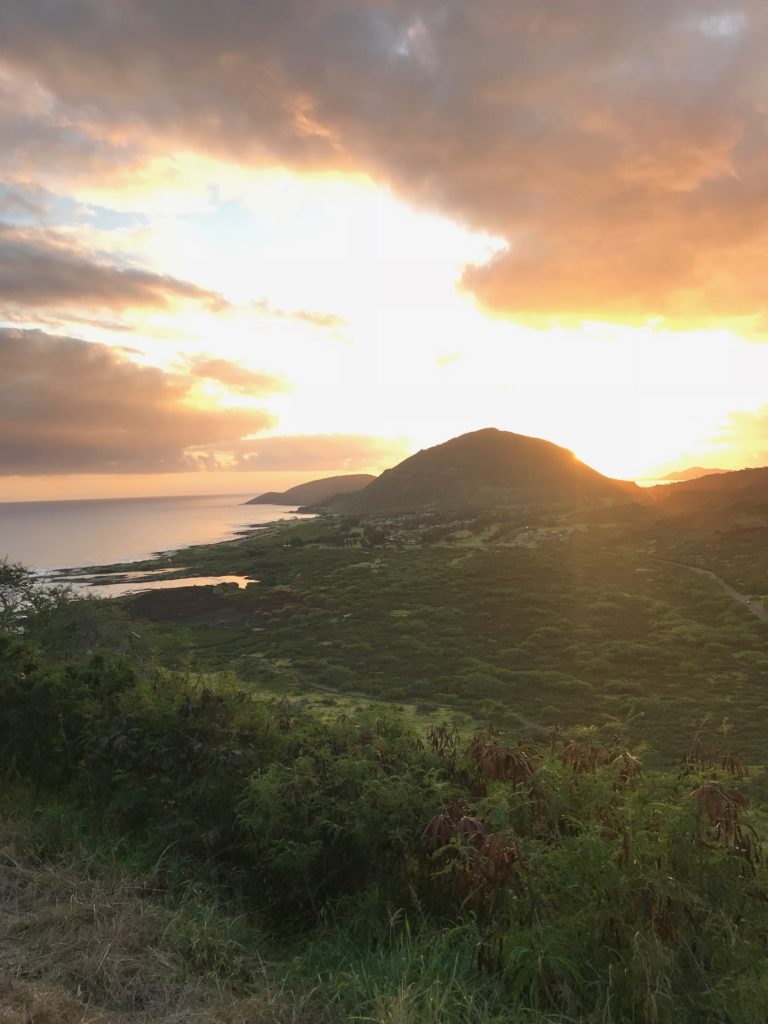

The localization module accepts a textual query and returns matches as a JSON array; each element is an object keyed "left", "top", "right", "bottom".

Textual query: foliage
[
  {"left": 6, "top": 547, "right": 768, "bottom": 1021},
  {"left": 0, "top": 556, "right": 148, "bottom": 660},
  {"left": 119, "top": 522, "right": 768, "bottom": 763},
  {"left": 0, "top": 557, "right": 67, "bottom": 632},
  {"left": 3, "top": 598, "right": 768, "bottom": 1021}
]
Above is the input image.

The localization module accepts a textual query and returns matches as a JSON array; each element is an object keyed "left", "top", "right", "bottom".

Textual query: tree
[
  {"left": 0, "top": 558, "right": 48, "bottom": 631},
  {"left": 0, "top": 558, "right": 145, "bottom": 661}
]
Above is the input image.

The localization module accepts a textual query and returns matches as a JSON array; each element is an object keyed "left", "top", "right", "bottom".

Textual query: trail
[{"left": 656, "top": 558, "right": 768, "bottom": 623}]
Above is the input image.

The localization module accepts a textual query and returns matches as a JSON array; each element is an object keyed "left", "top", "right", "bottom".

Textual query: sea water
[{"left": 0, "top": 494, "right": 309, "bottom": 571}]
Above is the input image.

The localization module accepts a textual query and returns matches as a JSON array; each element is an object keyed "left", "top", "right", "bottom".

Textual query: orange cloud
[
  {"left": 192, "top": 433, "right": 410, "bottom": 472},
  {"left": 252, "top": 300, "right": 347, "bottom": 330},
  {"left": 2, "top": 1, "right": 767, "bottom": 323},
  {"left": 0, "top": 329, "right": 275, "bottom": 474},
  {"left": 188, "top": 357, "right": 289, "bottom": 395}
]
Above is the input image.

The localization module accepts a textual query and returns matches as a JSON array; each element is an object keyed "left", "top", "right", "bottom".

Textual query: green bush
[{"left": 3, "top": 578, "right": 768, "bottom": 1021}]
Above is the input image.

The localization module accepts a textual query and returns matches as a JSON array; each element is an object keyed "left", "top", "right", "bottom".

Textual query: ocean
[{"left": 0, "top": 494, "right": 309, "bottom": 571}]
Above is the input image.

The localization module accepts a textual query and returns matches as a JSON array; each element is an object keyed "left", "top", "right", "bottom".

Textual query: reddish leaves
[
  {"left": 422, "top": 801, "right": 520, "bottom": 909},
  {"left": 426, "top": 724, "right": 458, "bottom": 756},
  {"left": 469, "top": 732, "right": 534, "bottom": 786},
  {"left": 692, "top": 780, "right": 759, "bottom": 865}
]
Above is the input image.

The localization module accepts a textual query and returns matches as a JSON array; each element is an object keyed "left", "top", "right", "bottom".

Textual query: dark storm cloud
[
  {"left": 1, "top": 1, "right": 767, "bottom": 322},
  {"left": 196, "top": 433, "right": 409, "bottom": 471},
  {"left": 188, "top": 357, "right": 289, "bottom": 394},
  {"left": 0, "top": 224, "right": 227, "bottom": 311},
  {"left": 0, "top": 329, "right": 275, "bottom": 474}
]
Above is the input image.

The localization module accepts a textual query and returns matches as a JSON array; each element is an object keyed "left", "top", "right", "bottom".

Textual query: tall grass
[{"left": 3, "top": 606, "right": 768, "bottom": 1021}]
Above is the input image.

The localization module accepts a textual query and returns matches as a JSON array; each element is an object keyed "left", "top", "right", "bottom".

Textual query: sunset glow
[{"left": 2, "top": 2, "right": 768, "bottom": 499}]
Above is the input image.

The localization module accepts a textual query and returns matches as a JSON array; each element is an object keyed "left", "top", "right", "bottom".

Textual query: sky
[{"left": 2, "top": 0, "right": 768, "bottom": 500}]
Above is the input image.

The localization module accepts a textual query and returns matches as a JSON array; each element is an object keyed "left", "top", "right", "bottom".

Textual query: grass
[
  {"left": 0, "top": 795, "right": 554, "bottom": 1024},
  {"left": 282, "top": 905, "right": 528, "bottom": 1024},
  {"left": 3, "top": 706, "right": 768, "bottom": 1024},
  {"left": 197, "top": 664, "right": 477, "bottom": 734},
  {"left": 0, "top": 795, "right": 325, "bottom": 1024},
  {"left": 0, "top": 802, "right": 574, "bottom": 1024}
]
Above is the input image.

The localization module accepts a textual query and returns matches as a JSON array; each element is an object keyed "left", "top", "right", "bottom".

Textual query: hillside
[
  {"left": 245, "top": 473, "right": 375, "bottom": 506},
  {"left": 658, "top": 466, "right": 727, "bottom": 482},
  {"left": 651, "top": 465, "right": 768, "bottom": 512},
  {"left": 647, "top": 466, "right": 768, "bottom": 592},
  {"left": 326, "top": 428, "right": 637, "bottom": 513}
]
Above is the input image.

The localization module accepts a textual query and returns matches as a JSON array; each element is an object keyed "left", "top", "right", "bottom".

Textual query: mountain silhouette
[
  {"left": 324, "top": 428, "right": 636, "bottom": 512},
  {"left": 652, "top": 465, "right": 768, "bottom": 511},
  {"left": 246, "top": 473, "right": 375, "bottom": 506}
]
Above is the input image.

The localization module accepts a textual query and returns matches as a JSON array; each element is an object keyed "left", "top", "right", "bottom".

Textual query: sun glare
[
  {"left": 5, "top": 152, "right": 767, "bottom": 498},
  {"left": 67, "top": 162, "right": 760, "bottom": 485}
]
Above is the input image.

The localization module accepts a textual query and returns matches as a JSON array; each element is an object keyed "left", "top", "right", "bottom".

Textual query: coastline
[
  {"left": 0, "top": 493, "right": 315, "bottom": 576},
  {"left": 47, "top": 515, "right": 310, "bottom": 598}
]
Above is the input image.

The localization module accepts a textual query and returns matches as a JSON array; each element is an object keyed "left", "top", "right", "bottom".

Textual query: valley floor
[{"left": 100, "top": 506, "right": 768, "bottom": 765}]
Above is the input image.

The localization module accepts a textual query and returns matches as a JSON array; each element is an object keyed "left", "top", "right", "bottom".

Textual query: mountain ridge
[
  {"left": 656, "top": 466, "right": 728, "bottom": 483},
  {"left": 320, "top": 428, "right": 638, "bottom": 513},
  {"left": 649, "top": 465, "right": 768, "bottom": 513},
  {"left": 245, "top": 473, "right": 375, "bottom": 506}
]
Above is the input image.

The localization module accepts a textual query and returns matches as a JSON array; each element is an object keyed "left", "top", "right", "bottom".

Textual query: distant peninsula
[
  {"left": 658, "top": 466, "right": 727, "bottom": 483},
  {"left": 245, "top": 473, "right": 376, "bottom": 506}
]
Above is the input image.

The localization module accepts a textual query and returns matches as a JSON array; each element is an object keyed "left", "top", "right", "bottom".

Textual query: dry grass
[{"left": 0, "top": 827, "right": 321, "bottom": 1024}]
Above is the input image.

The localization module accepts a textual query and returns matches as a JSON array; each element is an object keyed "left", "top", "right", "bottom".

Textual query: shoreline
[
  {"left": 45, "top": 516, "right": 310, "bottom": 598},
  {"left": 1, "top": 494, "right": 313, "bottom": 574}
]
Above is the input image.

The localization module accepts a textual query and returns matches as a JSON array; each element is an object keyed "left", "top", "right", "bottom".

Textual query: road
[{"left": 657, "top": 559, "right": 768, "bottom": 623}]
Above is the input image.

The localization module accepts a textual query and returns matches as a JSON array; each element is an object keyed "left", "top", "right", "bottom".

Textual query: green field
[{"left": 105, "top": 512, "right": 768, "bottom": 765}]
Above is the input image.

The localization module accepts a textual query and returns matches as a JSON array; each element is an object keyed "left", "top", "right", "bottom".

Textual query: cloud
[
  {"left": 252, "top": 300, "right": 347, "bottom": 330},
  {"left": 706, "top": 406, "right": 768, "bottom": 467},
  {"left": 2, "top": 1, "right": 768, "bottom": 322},
  {"left": 192, "top": 433, "right": 410, "bottom": 472},
  {"left": 0, "top": 329, "right": 275, "bottom": 474},
  {"left": 0, "top": 62, "right": 136, "bottom": 187},
  {"left": 0, "top": 183, "right": 47, "bottom": 220},
  {"left": 188, "top": 357, "right": 289, "bottom": 394},
  {"left": 0, "top": 223, "right": 226, "bottom": 312},
  {"left": 0, "top": 308, "right": 135, "bottom": 334}
]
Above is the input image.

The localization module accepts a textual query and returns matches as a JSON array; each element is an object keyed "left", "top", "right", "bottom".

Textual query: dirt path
[{"left": 657, "top": 558, "right": 768, "bottom": 623}]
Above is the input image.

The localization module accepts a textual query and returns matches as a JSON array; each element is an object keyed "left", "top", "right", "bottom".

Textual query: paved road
[{"left": 658, "top": 559, "right": 768, "bottom": 623}]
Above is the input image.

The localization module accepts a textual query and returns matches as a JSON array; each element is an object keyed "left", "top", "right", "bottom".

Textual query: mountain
[
  {"left": 245, "top": 473, "right": 375, "bottom": 506},
  {"left": 651, "top": 465, "right": 768, "bottom": 511},
  {"left": 657, "top": 466, "right": 727, "bottom": 483},
  {"left": 324, "top": 428, "right": 637, "bottom": 513}
]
